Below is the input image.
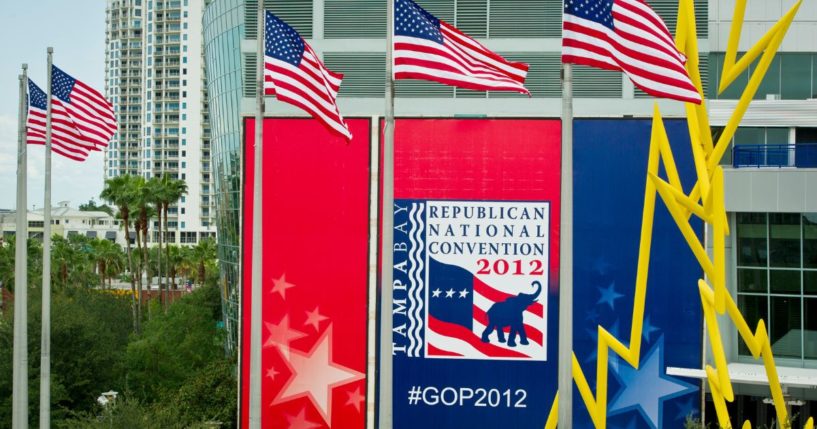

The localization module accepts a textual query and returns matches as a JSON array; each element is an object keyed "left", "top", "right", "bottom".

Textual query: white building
[
  {"left": 0, "top": 201, "right": 127, "bottom": 247},
  {"left": 104, "top": 0, "right": 215, "bottom": 246}
]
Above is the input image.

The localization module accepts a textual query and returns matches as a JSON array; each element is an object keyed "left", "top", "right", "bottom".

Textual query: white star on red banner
[
  {"left": 304, "top": 306, "right": 329, "bottom": 331},
  {"left": 272, "top": 273, "right": 297, "bottom": 299},
  {"left": 264, "top": 314, "right": 308, "bottom": 359},
  {"left": 273, "top": 326, "right": 365, "bottom": 425}
]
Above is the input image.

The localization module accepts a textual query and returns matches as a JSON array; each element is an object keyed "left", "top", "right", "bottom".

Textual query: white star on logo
[
  {"left": 283, "top": 407, "right": 322, "bottom": 429},
  {"left": 432, "top": 288, "right": 442, "bottom": 298},
  {"left": 458, "top": 288, "right": 469, "bottom": 298},
  {"left": 266, "top": 366, "right": 280, "bottom": 381},
  {"left": 304, "top": 306, "right": 329, "bottom": 331},
  {"left": 264, "top": 314, "right": 308, "bottom": 359},
  {"left": 445, "top": 288, "right": 455, "bottom": 298},
  {"left": 273, "top": 326, "right": 365, "bottom": 425},
  {"left": 271, "top": 273, "right": 296, "bottom": 299},
  {"left": 345, "top": 386, "right": 366, "bottom": 413}
]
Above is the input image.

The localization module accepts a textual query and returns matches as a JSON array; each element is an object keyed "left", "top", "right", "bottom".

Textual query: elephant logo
[{"left": 480, "top": 280, "right": 542, "bottom": 347}]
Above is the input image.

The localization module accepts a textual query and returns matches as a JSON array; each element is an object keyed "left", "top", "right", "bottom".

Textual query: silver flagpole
[
  {"left": 557, "top": 61, "right": 574, "bottom": 428},
  {"left": 378, "top": 0, "right": 395, "bottom": 426},
  {"left": 248, "top": 1, "right": 265, "bottom": 427},
  {"left": 12, "top": 63, "right": 30, "bottom": 429},
  {"left": 40, "top": 47, "right": 54, "bottom": 429}
]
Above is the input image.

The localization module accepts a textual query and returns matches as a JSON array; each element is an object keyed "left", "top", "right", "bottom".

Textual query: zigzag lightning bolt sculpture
[{"left": 545, "top": 1, "right": 812, "bottom": 428}]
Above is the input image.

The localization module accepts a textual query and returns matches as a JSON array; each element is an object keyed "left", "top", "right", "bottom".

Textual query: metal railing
[{"left": 732, "top": 143, "right": 817, "bottom": 168}]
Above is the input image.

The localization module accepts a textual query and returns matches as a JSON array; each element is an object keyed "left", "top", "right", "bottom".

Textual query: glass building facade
[{"left": 203, "top": 0, "right": 244, "bottom": 351}]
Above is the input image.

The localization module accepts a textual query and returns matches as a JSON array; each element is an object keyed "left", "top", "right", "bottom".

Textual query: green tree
[
  {"left": 158, "top": 175, "right": 187, "bottom": 298},
  {"left": 78, "top": 199, "right": 114, "bottom": 217},
  {"left": 101, "top": 175, "right": 139, "bottom": 333},
  {"left": 125, "top": 284, "right": 224, "bottom": 401},
  {"left": 190, "top": 238, "right": 216, "bottom": 287},
  {"left": 0, "top": 288, "right": 133, "bottom": 426},
  {"left": 90, "top": 239, "right": 125, "bottom": 288}
]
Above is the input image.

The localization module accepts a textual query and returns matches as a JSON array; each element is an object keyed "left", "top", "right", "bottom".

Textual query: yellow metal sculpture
[{"left": 545, "top": 1, "right": 813, "bottom": 428}]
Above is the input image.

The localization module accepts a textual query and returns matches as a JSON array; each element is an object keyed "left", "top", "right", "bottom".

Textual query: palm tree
[
  {"left": 152, "top": 174, "right": 179, "bottom": 310},
  {"left": 101, "top": 174, "right": 139, "bottom": 333},
  {"left": 91, "top": 238, "right": 124, "bottom": 288},
  {"left": 165, "top": 244, "right": 183, "bottom": 290},
  {"left": 51, "top": 235, "right": 74, "bottom": 287},
  {"left": 161, "top": 176, "right": 187, "bottom": 294},
  {"left": 190, "top": 238, "right": 216, "bottom": 287}
]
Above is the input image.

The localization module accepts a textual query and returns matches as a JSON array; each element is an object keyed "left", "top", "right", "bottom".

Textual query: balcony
[{"left": 732, "top": 143, "right": 817, "bottom": 168}]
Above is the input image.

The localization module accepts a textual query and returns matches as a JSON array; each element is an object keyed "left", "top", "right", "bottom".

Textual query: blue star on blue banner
[
  {"left": 597, "top": 282, "right": 625, "bottom": 310},
  {"left": 608, "top": 336, "right": 698, "bottom": 429}
]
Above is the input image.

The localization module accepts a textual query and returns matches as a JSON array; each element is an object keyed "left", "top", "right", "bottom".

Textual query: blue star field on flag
[
  {"left": 264, "top": 12, "right": 305, "bottom": 67},
  {"left": 564, "top": 0, "right": 614, "bottom": 30},
  {"left": 395, "top": 0, "right": 443, "bottom": 43},
  {"left": 51, "top": 66, "right": 77, "bottom": 103},
  {"left": 28, "top": 80, "right": 47, "bottom": 110}
]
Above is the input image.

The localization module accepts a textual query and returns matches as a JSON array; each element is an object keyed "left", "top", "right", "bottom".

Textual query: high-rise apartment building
[{"left": 105, "top": 0, "right": 215, "bottom": 245}]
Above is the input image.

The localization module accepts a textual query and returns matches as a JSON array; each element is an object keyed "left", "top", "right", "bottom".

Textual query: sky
[{"left": 0, "top": 1, "right": 107, "bottom": 210}]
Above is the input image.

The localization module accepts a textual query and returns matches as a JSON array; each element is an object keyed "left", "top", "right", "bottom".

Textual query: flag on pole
[
  {"left": 393, "top": 0, "right": 530, "bottom": 94},
  {"left": 26, "top": 79, "right": 92, "bottom": 161},
  {"left": 50, "top": 65, "right": 117, "bottom": 149},
  {"left": 264, "top": 11, "right": 352, "bottom": 140},
  {"left": 562, "top": 0, "right": 702, "bottom": 104}
]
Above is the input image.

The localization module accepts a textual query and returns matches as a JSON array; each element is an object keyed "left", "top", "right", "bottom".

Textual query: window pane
[
  {"left": 720, "top": 54, "right": 750, "bottom": 99},
  {"left": 770, "top": 270, "right": 800, "bottom": 294},
  {"left": 782, "top": 53, "right": 813, "bottom": 99},
  {"left": 770, "top": 296, "right": 801, "bottom": 358},
  {"left": 769, "top": 213, "right": 800, "bottom": 268},
  {"left": 738, "top": 295, "right": 767, "bottom": 356},
  {"left": 738, "top": 268, "right": 767, "bottom": 293},
  {"left": 737, "top": 213, "right": 767, "bottom": 267},
  {"left": 708, "top": 53, "right": 722, "bottom": 100},
  {"left": 734, "top": 127, "right": 766, "bottom": 145},
  {"left": 805, "top": 298, "right": 817, "bottom": 359},
  {"left": 804, "top": 214, "right": 817, "bottom": 268},
  {"left": 766, "top": 128, "right": 789, "bottom": 145},
  {"left": 754, "top": 55, "right": 781, "bottom": 100},
  {"left": 805, "top": 271, "right": 817, "bottom": 295}
]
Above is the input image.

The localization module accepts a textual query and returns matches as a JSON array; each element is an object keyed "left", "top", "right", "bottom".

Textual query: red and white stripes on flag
[
  {"left": 562, "top": 0, "right": 702, "bottom": 104},
  {"left": 393, "top": 0, "right": 529, "bottom": 94},
  {"left": 27, "top": 79, "right": 93, "bottom": 162},
  {"left": 50, "top": 65, "right": 117, "bottom": 150},
  {"left": 264, "top": 11, "right": 351, "bottom": 140}
]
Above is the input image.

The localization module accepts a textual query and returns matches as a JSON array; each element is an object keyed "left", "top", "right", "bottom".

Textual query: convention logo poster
[
  {"left": 393, "top": 200, "right": 549, "bottom": 361},
  {"left": 241, "top": 118, "right": 371, "bottom": 429},
  {"left": 385, "top": 119, "right": 561, "bottom": 428}
]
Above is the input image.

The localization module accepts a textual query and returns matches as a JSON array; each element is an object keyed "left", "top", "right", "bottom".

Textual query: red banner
[{"left": 242, "top": 118, "right": 371, "bottom": 429}]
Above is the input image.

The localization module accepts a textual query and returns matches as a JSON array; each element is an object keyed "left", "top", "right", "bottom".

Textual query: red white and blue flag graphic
[
  {"left": 393, "top": 0, "right": 530, "bottom": 94},
  {"left": 395, "top": 200, "right": 549, "bottom": 361},
  {"left": 562, "top": 0, "right": 702, "bottom": 104},
  {"left": 264, "top": 11, "right": 352, "bottom": 140}
]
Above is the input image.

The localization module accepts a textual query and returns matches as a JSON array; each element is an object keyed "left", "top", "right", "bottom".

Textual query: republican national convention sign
[
  {"left": 387, "top": 119, "right": 561, "bottom": 428},
  {"left": 385, "top": 118, "right": 703, "bottom": 429},
  {"left": 392, "top": 200, "right": 550, "bottom": 361}
]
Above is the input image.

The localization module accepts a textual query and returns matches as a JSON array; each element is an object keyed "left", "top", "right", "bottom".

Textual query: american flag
[
  {"left": 264, "top": 11, "right": 352, "bottom": 140},
  {"left": 562, "top": 0, "right": 702, "bottom": 104},
  {"left": 50, "top": 65, "right": 117, "bottom": 149},
  {"left": 26, "top": 79, "right": 93, "bottom": 162},
  {"left": 393, "top": 0, "right": 530, "bottom": 94}
]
